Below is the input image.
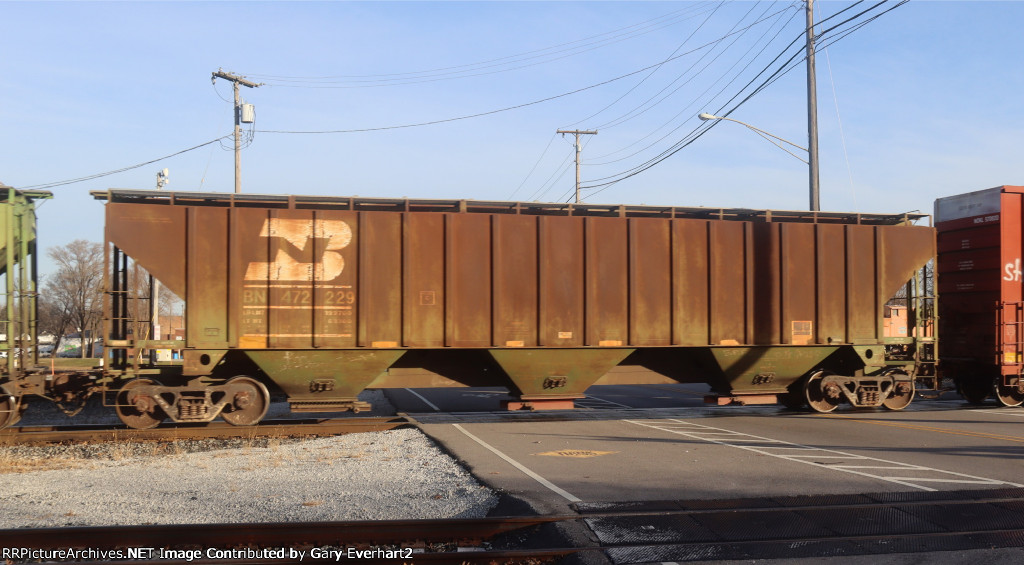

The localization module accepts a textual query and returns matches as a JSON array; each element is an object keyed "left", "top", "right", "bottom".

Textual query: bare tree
[
  {"left": 45, "top": 240, "right": 103, "bottom": 358},
  {"left": 37, "top": 290, "right": 72, "bottom": 353}
]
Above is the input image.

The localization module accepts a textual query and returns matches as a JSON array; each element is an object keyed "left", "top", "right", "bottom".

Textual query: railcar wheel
[
  {"left": 221, "top": 376, "right": 270, "bottom": 426},
  {"left": 882, "top": 372, "right": 914, "bottom": 411},
  {"left": 116, "top": 379, "right": 166, "bottom": 430},
  {"left": 804, "top": 371, "right": 841, "bottom": 413},
  {"left": 0, "top": 386, "right": 20, "bottom": 429},
  {"left": 994, "top": 380, "right": 1024, "bottom": 407},
  {"left": 957, "top": 377, "right": 990, "bottom": 405}
]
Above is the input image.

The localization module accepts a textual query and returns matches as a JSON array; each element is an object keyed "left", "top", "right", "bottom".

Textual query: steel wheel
[
  {"left": 804, "top": 371, "right": 841, "bottom": 413},
  {"left": 882, "top": 373, "right": 915, "bottom": 411},
  {"left": 116, "top": 379, "right": 165, "bottom": 429},
  {"left": 994, "top": 379, "right": 1024, "bottom": 407},
  {"left": 221, "top": 376, "right": 270, "bottom": 426},
  {"left": 0, "top": 386, "right": 20, "bottom": 429},
  {"left": 957, "top": 377, "right": 990, "bottom": 405}
]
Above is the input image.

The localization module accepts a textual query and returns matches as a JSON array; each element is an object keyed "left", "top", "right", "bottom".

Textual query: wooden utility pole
[
  {"left": 557, "top": 129, "right": 597, "bottom": 203},
  {"left": 212, "top": 70, "right": 261, "bottom": 194},
  {"left": 805, "top": 1, "right": 820, "bottom": 211}
]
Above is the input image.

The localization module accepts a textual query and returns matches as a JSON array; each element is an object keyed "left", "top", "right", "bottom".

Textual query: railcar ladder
[
  {"left": 996, "top": 301, "right": 1024, "bottom": 375},
  {"left": 105, "top": 246, "right": 156, "bottom": 374},
  {"left": 902, "top": 263, "right": 938, "bottom": 389}
]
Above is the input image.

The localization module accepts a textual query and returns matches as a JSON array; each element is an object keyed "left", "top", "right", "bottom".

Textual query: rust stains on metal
[{"left": 93, "top": 189, "right": 936, "bottom": 413}]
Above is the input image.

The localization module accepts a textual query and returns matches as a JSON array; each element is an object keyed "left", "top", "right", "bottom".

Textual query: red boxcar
[{"left": 936, "top": 185, "right": 1024, "bottom": 406}]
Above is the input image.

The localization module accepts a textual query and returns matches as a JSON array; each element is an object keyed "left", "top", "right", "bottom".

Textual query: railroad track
[
  {"left": 4, "top": 488, "right": 1024, "bottom": 563},
  {"left": 0, "top": 416, "right": 409, "bottom": 446},
  {"left": 0, "top": 515, "right": 572, "bottom": 564},
  {"left": 0, "top": 395, "right": 1000, "bottom": 446}
]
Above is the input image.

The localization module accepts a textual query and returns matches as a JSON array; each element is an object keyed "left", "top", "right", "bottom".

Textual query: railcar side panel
[
  {"left": 709, "top": 221, "right": 747, "bottom": 346},
  {"left": 446, "top": 213, "right": 491, "bottom": 348},
  {"left": 186, "top": 207, "right": 229, "bottom": 349},
  {"left": 671, "top": 219, "right": 709, "bottom": 346},
  {"left": 629, "top": 218, "right": 671, "bottom": 347},
  {"left": 403, "top": 213, "right": 445, "bottom": 347},
  {"left": 817, "top": 224, "right": 847, "bottom": 344},
  {"left": 493, "top": 214, "right": 538, "bottom": 348},
  {"left": 585, "top": 217, "right": 629, "bottom": 346},
  {"left": 539, "top": 216, "right": 584, "bottom": 347},
  {"left": 846, "top": 225, "right": 877, "bottom": 341},
  {"left": 781, "top": 222, "right": 816, "bottom": 344},
  {"left": 750, "top": 222, "right": 781, "bottom": 345},
  {"left": 359, "top": 211, "right": 402, "bottom": 348}
]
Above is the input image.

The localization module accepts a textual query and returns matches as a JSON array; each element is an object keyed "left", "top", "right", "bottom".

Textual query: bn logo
[{"left": 244, "top": 218, "right": 352, "bottom": 281}]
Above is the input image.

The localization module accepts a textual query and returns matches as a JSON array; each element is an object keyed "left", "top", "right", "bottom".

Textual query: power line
[
  {"left": 245, "top": 3, "right": 720, "bottom": 89},
  {"left": 520, "top": 3, "right": 795, "bottom": 201},
  {"left": 18, "top": 135, "right": 233, "bottom": 190},
  {"left": 578, "top": 0, "right": 907, "bottom": 197},
  {"left": 255, "top": 8, "right": 794, "bottom": 136},
  {"left": 508, "top": 134, "right": 558, "bottom": 201},
  {"left": 590, "top": 2, "right": 793, "bottom": 134},
  {"left": 585, "top": 5, "right": 800, "bottom": 166},
  {"left": 561, "top": 1, "right": 728, "bottom": 129}
]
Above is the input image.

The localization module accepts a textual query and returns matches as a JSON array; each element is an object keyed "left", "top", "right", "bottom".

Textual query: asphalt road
[{"left": 384, "top": 385, "right": 1024, "bottom": 563}]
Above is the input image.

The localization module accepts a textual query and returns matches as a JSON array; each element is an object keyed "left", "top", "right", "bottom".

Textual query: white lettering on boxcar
[
  {"left": 1004, "top": 258, "right": 1022, "bottom": 282},
  {"left": 244, "top": 219, "right": 352, "bottom": 281}
]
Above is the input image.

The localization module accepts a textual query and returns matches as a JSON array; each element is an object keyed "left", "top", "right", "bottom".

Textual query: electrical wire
[
  {"left": 585, "top": 4, "right": 800, "bottom": 166},
  {"left": 245, "top": 3, "right": 720, "bottom": 89},
  {"left": 508, "top": 133, "right": 558, "bottom": 201},
  {"left": 585, "top": 1, "right": 790, "bottom": 143},
  {"left": 524, "top": 3, "right": 794, "bottom": 200},
  {"left": 255, "top": 8, "right": 794, "bottom": 136},
  {"left": 526, "top": 137, "right": 577, "bottom": 202},
  {"left": 588, "top": 1, "right": 777, "bottom": 132},
  {"left": 211, "top": 81, "right": 233, "bottom": 104},
  {"left": 819, "top": 2, "right": 858, "bottom": 210},
  {"left": 577, "top": 0, "right": 906, "bottom": 198},
  {"left": 562, "top": 1, "right": 727, "bottom": 129},
  {"left": 18, "top": 135, "right": 233, "bottom": 190}
]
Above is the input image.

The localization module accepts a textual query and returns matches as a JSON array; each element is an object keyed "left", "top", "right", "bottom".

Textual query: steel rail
[
  {"left": 5, "top": 490, "right": 1024, "bottom": 563},
  {"left": 0, "top": 416, "right": 409, "bottom": 445},
  {"left": 0, "top": 516, "right": 572, "bottom": 564},
  {"left": 0, "top": 515, "right": 562, "bottom": 547}
]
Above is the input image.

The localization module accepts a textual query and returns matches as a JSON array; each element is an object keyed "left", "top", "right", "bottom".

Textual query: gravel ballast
[
  {"left": 1, "top": 428, "right": 497, "bottom": 528},
  {"left": 2, "top": 391, "right": 499, "bottom": 528}
]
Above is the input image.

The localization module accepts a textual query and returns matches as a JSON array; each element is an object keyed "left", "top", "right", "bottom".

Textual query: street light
[{"left": 698, "top": 112, "right": 817, "bottom": 210}]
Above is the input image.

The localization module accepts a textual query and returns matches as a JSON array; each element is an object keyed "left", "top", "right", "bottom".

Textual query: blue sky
[{"left": 2, "top": 1, "right": 1022, "bottom": 276}]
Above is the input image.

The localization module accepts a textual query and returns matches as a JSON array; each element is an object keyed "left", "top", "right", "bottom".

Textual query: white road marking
[
  {"left": 404, "top": 388, "right": 440, "bottom": 411},
  {"left": 968, "top": 408, "right": 1024, "bottom": 417},
  {"left": 451, "top": 424, "right": 581, "bottom": 503},
  {"left": 627, "top": 419, "right": 1024, "bottom": 492}
]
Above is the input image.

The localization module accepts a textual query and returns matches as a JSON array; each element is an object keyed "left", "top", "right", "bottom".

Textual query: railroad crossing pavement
[{"left": 385, "top": 386, "right": 1024, "bottom": 562}]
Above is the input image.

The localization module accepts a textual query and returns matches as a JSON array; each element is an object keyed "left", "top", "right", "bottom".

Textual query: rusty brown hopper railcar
[{"left": 91, "top": 190, "right": 936, "bottom": 427}]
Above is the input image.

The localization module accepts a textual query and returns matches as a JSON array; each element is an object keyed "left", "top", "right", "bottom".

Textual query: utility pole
[
  {"left": 212, "top": 69, "right": 261, "bottom": 194},
  {"left": 557, "top": 129, "right": 597, "bottom": 203},
  {"left": 805, "top": 0, "right": 820, "bottom": 211}
]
